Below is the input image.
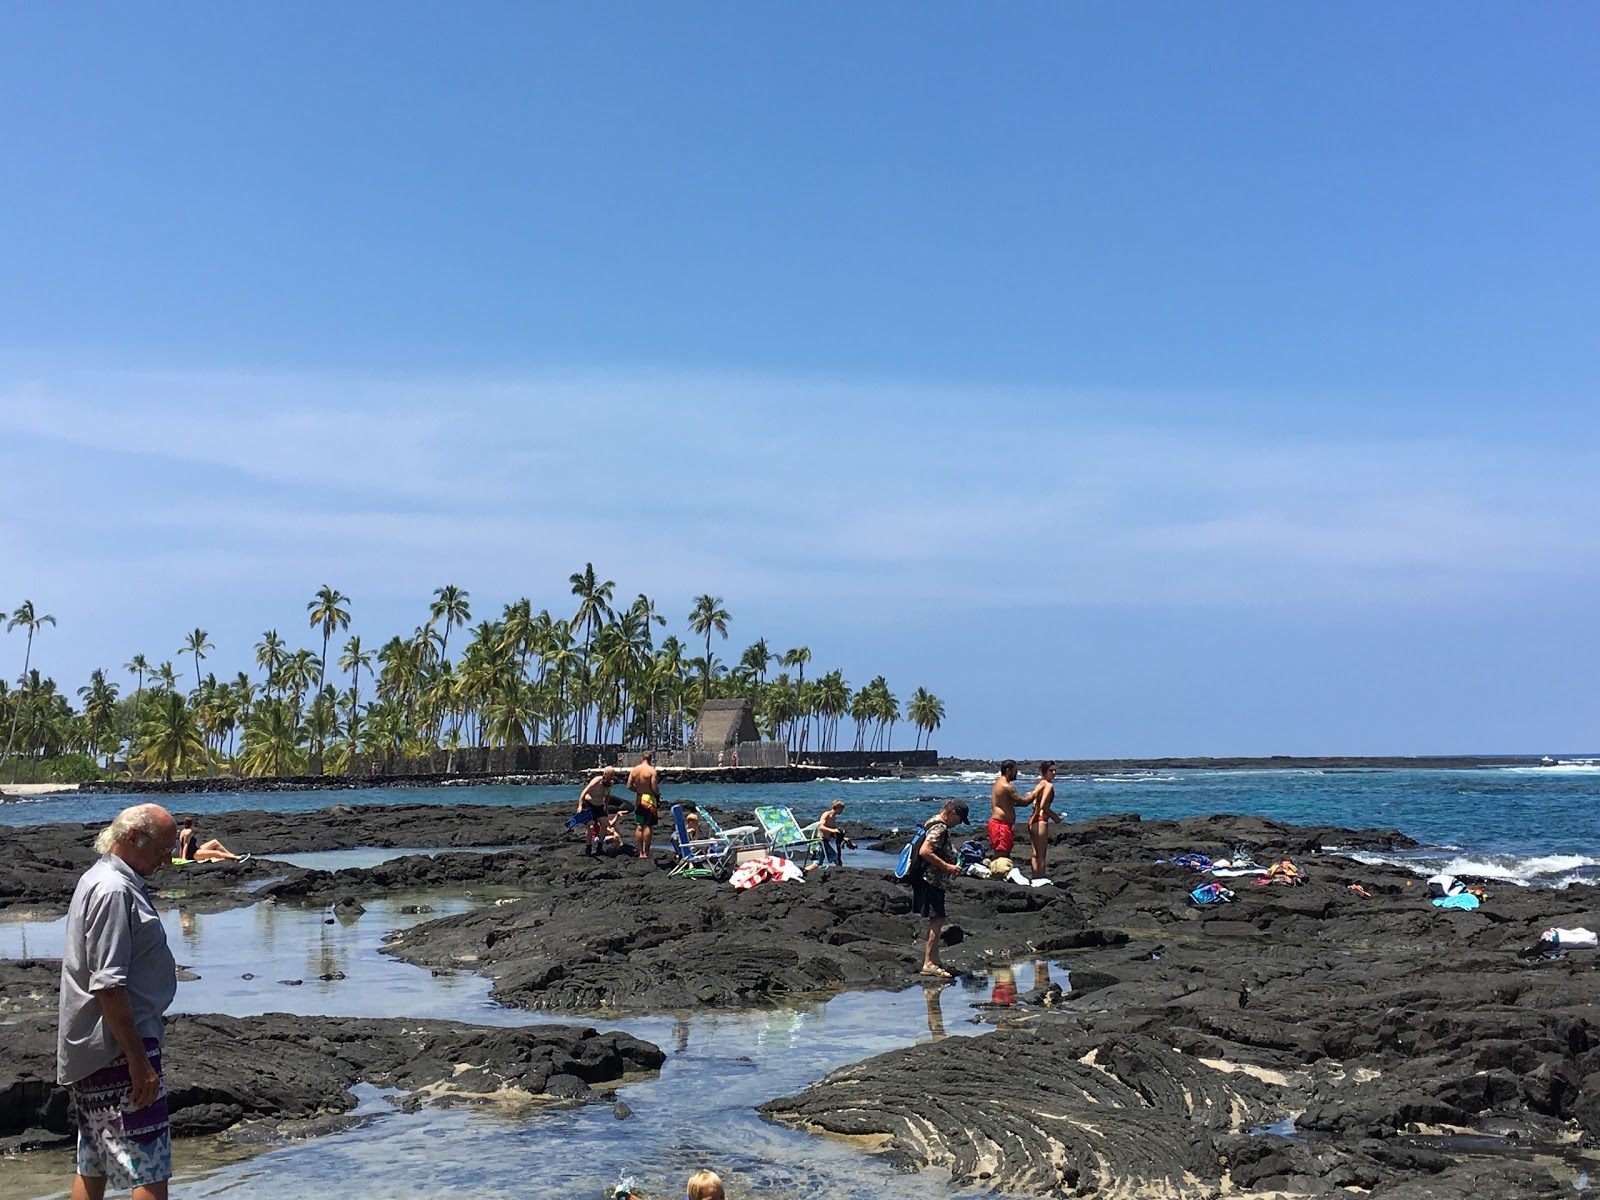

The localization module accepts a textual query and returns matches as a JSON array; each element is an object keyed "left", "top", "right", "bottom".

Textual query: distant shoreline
[
  {"left": 1, "top": 752, "right": 1583, "bottom": 799},
  {"left": 937, "top": 753, "right": 1578, "bottom": 773}
]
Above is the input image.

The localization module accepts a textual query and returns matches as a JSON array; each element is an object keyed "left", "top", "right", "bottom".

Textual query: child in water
[{"left": 616, "top": 1170, "right": 725, "bottom": 1200}]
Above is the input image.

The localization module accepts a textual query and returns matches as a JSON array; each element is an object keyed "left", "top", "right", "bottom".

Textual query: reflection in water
[
  {"left": 923, "top": 983, "right": 946, "bottom": 1039},
  {"left": 989, "top": 964, "right": 1017, "bottom": 1006},
  {"left": 6, "top": 895, "right": 1071, "bottom": 1200}
]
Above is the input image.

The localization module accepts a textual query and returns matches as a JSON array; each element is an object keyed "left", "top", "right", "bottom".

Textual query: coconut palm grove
[{"left": 0, "top": 566, "right": 946, "bottom": 783}]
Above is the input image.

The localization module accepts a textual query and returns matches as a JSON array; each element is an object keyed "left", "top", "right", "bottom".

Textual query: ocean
[{"left": 6, "top": 761, "right": 1598, "bottom": 887}]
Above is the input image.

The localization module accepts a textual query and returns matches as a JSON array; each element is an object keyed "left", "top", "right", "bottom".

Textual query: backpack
[{"left": 895, "top": 827, "right": 927, "bottom": 880}]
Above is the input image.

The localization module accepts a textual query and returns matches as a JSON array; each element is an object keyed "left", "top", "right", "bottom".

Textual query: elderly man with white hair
[{"left": 58, "top": 803, "right": 179, "bottom": 1200}]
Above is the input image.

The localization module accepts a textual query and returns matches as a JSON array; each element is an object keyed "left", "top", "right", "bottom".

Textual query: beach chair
[
  {"left": 694, "top": 806, "right": 772, "bottom": 869},
  {"left": 754, "top": 805, "right": 825, "bottom": 869},
  {"left": 668, "top": 804, "right": 736, "bottom": 878}
]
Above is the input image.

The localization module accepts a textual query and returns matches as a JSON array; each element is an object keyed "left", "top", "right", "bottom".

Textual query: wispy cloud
[{"left": 4, "top": 360, "right": 1598, "bottom": 754}]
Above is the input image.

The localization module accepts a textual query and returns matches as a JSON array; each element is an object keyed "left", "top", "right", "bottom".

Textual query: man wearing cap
[
  {"left": 58, "top": 802, "right": 180, "bottom": 1200},
  {"left": 913, "top": 799, "right": 969, "bottom": 978}
]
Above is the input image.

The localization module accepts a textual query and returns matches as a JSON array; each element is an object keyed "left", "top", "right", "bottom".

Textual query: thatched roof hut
[{"left": 694, "top": 699, "right": 759, "bottom": 751}]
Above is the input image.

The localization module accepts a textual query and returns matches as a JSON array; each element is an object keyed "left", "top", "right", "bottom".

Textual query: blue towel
[{"left": 1432, "top": 893, "right": 1480, "bottom": 910}]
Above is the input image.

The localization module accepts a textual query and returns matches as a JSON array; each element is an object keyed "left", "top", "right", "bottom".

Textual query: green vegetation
[{"left": 0, "top": 570, "right": 945, "bottom": 781}]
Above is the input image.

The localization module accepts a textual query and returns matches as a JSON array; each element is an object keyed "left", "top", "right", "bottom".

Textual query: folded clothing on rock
[{"left": 1540, "top": 926, "right": 1598, "bottom": 949}]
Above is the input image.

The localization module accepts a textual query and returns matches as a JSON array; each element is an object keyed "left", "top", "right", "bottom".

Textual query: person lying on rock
[
  {"left": 175, "top": 817, "right": 248, "bottom": 863},
  {"left": 912, "top": 799, "right": 971, "bottom": 978}
]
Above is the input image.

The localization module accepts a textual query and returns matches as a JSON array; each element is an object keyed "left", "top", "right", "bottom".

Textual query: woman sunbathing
[{"left": 177, "top": 817, "right": 249, "bottom": 862}]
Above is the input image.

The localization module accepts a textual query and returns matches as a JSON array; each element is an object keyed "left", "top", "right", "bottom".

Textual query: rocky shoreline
[
  {"left": 1, "top": 1013, "right": 665, "bottom": 1154},
  {"left": 2, "top": 800, "right": 1597, "bottom": 1196}
]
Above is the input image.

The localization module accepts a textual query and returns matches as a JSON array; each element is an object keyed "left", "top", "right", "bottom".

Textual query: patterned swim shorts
[{"left": 72, "top": 1038, "right": 172, "bottom": 1189}]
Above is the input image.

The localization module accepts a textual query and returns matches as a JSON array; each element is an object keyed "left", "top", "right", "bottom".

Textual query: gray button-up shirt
[{"left": 57, "top": 853, "right": 177, "bottom": 1084}]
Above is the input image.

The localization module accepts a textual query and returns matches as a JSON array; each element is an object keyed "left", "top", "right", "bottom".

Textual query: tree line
[{"left": 0, "top": 570, "right": 946, "bottom": 781}]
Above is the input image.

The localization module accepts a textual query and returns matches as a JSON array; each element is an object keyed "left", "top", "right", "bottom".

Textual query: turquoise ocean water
[{"left": 7, "top": 761, "right": 1599, "bottom": 886}]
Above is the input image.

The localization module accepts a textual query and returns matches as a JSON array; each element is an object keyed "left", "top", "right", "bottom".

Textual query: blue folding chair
[{"left": 668, "top": 804, "right": 735, "bottom": 878}]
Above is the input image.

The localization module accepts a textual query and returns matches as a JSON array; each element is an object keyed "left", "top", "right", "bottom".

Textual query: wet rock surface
[
  {"left": 379, "top": 856, "right": 1103, "bottom": 1011},
  {"left": 6, "top": 801, "right": 1600, "bottom": 1195},
  {"left": 761, "top": 814, "right": 1600, "bottom": 1198},
  {"left": 0, "top": 1011, "right": 665, "bottom": 1153}
]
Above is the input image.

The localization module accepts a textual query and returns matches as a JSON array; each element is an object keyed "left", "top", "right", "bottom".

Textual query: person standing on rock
[
  {"left": 58, "top": 803, "right": 180, "bottom": 1200},
  {"left": 627, "top": 751, "right": 663, "bottom": 859},
  {"left": 1023, "top": 762, "right": 1062, "bottom": 879},
  {"left": 576, "top": 767, "right": 617, "bottom": 856},
  {"left": 988, "top": 760, "right": 1023, "bottom": 859},
  {"left": 913, "top": 799, "right": 970, "bottom": 978}
]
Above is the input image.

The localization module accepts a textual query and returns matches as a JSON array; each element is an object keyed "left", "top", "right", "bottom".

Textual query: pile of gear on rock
[{"left": 1158, "top": 849, "right": 1310, "bottom": 906}]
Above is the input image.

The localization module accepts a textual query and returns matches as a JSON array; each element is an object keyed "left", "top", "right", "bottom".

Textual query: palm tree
[
  {"left": 568, "top": 565, "right": 615, "bottom": 740},
  {"left": 337, "top": 635, "right": 373, "bottom": 729},
  {"left": 137, "top": 691, "right": 209, "bottom": 781},
  {"left": 255, "top": 630, "right": 288, "bottom": 699},
  {"left": 908, "top": 687, "right": 945, "bottom": 751},
  {"left": 306, "top": 585, "right": 351, "bottom": 691},
  {"left": 282, "top": 649, "right": 322, "bottom": 718},
  {"left": 740, "top": 639, "right": 774, "bottom": 688},
  {"left": 687, "top": 595, "right": 731, "bottom": 705},
  {"left": 3, "top": 601, "right": 56, "bottom": 767},
  {"left": 78, "top": 670, "right": 120, "bottom": 765},
  {"left": 780, "top": 646, "right": 813, "bottom": 749},
  {"left": 177, "top": 627, "right": 214, "bottom": 694},
  {"left": 123, "top": 653, "right": 150, "bottom": 708},
  {"left": 239, "top": 697, "right": 304, "bottom": 777},
  {"left": 428, "top": 585, "right": 472, "bottom": 657}
]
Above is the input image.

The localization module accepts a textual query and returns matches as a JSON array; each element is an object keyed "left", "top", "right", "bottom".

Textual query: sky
[{"left": 2, "top": 4, "right": 1598, "bottom": 757}]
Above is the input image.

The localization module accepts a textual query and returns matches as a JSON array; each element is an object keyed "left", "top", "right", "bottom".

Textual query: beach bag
[
  {"left": 1426, "top": 873, "right": 1463, "bottom": 898},
  {"left": 1190, "top": 882, "right": 1235, "bottom": 906},
  {"left": 957, "top": 839, "right": 986, "bottom": 867},
  {"left": 895, "top": 828, "right": 928, "bottom": 880}
]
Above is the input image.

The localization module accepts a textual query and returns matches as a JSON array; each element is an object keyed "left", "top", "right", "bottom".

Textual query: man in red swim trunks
[{"left": 988, "top": 759, "right": 1022, "bottom": 857}]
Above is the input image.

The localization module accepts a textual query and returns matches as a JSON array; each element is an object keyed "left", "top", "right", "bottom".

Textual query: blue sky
[{"left": 2, "top": 5, "right": 1597, "bottom": 756}]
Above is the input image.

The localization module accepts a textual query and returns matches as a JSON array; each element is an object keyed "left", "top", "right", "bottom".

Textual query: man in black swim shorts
[{"left": 576, "top": 767, "right": 617, "bottom": 856}]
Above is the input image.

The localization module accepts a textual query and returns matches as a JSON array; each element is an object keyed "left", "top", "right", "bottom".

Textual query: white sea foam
[
  {"left": 1502, "top": 761, "right": 1600, "bottom": 774},
  {"left": 1087, "top": 773, "right": 1183, "bottom": 784},
  {"left": 1344, "top": 848, "right": 1600, "bottom": 888}
]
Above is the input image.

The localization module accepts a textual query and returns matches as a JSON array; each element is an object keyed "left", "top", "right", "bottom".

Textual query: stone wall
[
  {"left": 797, "top": 749, "right": 938, "bottom": 770},
  {"left": 359, "top": 745, "right": 626, "bottom": 777}
]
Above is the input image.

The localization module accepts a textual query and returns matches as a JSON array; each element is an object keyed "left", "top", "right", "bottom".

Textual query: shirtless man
[
  {"left": 988, "top": 760, "right": 1023, "bottom": 860},
  {"left": 816, "top": 799, "right": 856, "bottom": 866},
  {"left": 626, "top": 751, "right": 662, "bottom": 859},
  {"left": 576, "top": 767, "right": 617, "bottom": 856}
]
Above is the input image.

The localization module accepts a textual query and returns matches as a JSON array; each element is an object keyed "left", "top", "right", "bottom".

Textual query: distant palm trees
[
  {"left": 2, "top": 600, "right": 56, "bottom": 768},
  {"left": 0, "top": 572, "right": 948, "bottom": 781},
  {"left": 138, "top": 691, "right": 209, "bottom": 781},
  {"left": 908, "top": 687, "right": 946, "bottom": 751}
]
